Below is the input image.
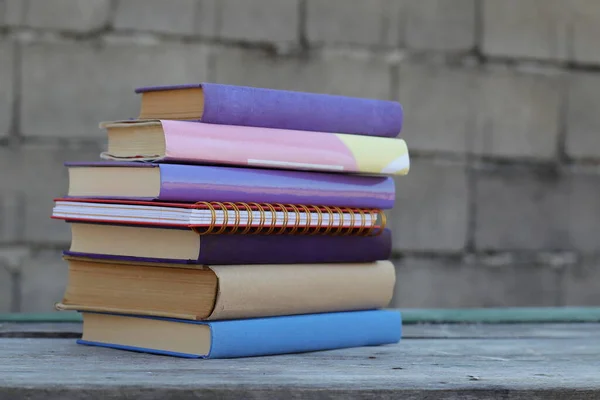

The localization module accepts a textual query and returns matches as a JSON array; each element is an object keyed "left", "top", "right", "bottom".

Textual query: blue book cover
[{"left": 77, "top": 310, "right": 402, "bottom": 359}]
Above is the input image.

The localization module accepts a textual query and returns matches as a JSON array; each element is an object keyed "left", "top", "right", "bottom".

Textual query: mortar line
[
  {"left": 472, "top": 0, "right": 483, "bottom": 57},
  {"left": 297, "top": 0, "right": 308, "bottom": 51},
  {"left": 556, "top": 68, "right": 570, "bottom": 163},
  {"left": 9, "top": 39, "right": 22, "bottom": 143}
]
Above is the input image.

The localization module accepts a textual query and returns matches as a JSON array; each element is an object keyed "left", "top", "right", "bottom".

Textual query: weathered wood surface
[
  {"left": 1, "top": 323, "right": 599, "bottom": 399},
  {"left": 2, "top": 321, "right": 600, "bottom": 338}
]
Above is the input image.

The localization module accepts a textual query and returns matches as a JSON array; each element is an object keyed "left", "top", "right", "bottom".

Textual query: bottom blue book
[{"left": 77, "top": 309, "right": 402, "bottom": 359}]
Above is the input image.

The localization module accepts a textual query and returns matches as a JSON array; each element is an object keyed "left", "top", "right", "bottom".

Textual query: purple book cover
[
  {"left": 65, "top": 162, "right": 395, "bottom": 209},
  {"left": 135, "top": 83, "right": 403, "bottom": 138},
  {"left": 64, "top": 228, "right": 392, "bottom": 265}
]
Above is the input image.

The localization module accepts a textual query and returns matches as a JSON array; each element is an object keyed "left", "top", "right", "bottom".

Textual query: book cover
[
  {"left": 136, "top": 83, "right": 403, "bottom": 138},
  {"left": 78, "top": 310, "right": 402, "bottom": 358},
  {"left": 66, "top": 162, "right": 396, "bottom": 209},
  {"left": 100, "top": 120, "right": 410, "bottom": 176},
  {"left": 57, "top": 258, "right": 396, "bottom": 321},
  {"left": 64, "top": 225, "right": 393, "bottom": 264}
]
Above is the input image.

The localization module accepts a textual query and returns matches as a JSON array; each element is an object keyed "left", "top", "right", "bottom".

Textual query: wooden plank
[
  {"left": 3, "top": 307, "right": 600, "bottom": 323},
  {"left": 1, "top": 324, "right": 599, "bottom": 399},
  {"left": 402, "top": 322, "right": 600, "bottom": 339},
  {"left": 1, "top": 321, "right": 599, "bottom": 339},
  {"left": 0, "top": 323, "right": 81, "bottom": 338}
]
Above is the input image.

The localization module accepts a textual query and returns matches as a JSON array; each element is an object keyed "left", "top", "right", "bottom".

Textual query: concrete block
[
  {"left": 391, "top": 256, "right": 562, "bottom": 308},
  {"left": 397, "top": 62, "right": 476, "bottom": 154},
  {"left": 563, "top": 170, "right": 600, "bottom": 254},
  {"left": 212, "top": 47, "right": 392, "bottom": 99},
  {"left": 306, "top": 0, "right": 390, "bottom": 46},
  {"left": 473, "top": 68, "right": 561, "bottom": 159},
  {"left": 404, "top": 0, "right": 476, "bottom": 51},
  {"left": 0, "top": 40, "right": 13, "bottom": 138},
  {"left": 9, "top": 0, "right": 111, "bottom": 32},
  {"left": 0, "top": 247, "right": 31, "bottom": 270},
  {"left": 0, "top": 265, "right": 12, "bottom": 312},
  {"left": 19, "top": 250, "right": 67, "bottom": 312},
  {"left": 21, "top": 41, "right": 210, "bottom": 138},
  {"left": 4, "top": 0, "right": 25, "bottom": 26},
  {"left": 566, "top": 72, "right": 600, "bottom": 159},
  {"left": 383, "top": 0, "right": 408, "bottom": 47},
  {"left": 217, "top": 0, "right": 298, "bottom": 43},
  {"left": 571, "top": 0, "right": 600, "bottom": 64},
  {"left": 0, "top": 247, "right": 31, "bottom": 313},
  {"left": 562, "top": 257, "right": 600, "bottom": 306},
  {"left": 195, "top": 0, "right": 218, "bottom": 37},
  {"left": 0, "top": 145, "right": 104, "bottom": 244},
  {"left": 475, "top": 166, "right": 600, "bottom": 253},
  {"left": 482, "top": 0, "right": 569, "bottom": 61},
  {"left": 114, "top": 0, "right": 198, "bottom": 35},
  {"left": 388, "top": 158, "right": 469, "bottom": 252}
]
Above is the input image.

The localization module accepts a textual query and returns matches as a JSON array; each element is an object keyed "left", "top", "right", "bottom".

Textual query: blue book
[{"left": 77, "top": 310, "right": 402, "bottom": 359}]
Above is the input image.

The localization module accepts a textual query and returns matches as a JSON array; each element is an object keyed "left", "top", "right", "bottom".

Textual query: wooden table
[{"left": 1, "top": 321, "right": 599, "bottom": 399}]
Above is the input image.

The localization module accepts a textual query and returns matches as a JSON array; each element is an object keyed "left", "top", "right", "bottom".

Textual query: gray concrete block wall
[
  {"left": 0, "top": 40, "right": 13, "bottom": 138},
  {"left": 0, "top": 0, "right": 599, "bottom": 313},
  {"left": 389, "top": 158, "right": 469, "bottom": 252},
  {"left": 113, "top": 0, "right": 199, "bottom": 35}
]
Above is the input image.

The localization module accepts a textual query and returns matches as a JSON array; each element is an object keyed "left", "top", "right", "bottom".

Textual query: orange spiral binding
[
  {"left": 222, "top": 202, "right": 241, "bottom": 234},
  {"left": 190, "top": 201, "right": 216, "bottom": 235},
  {"left": 274, "top": 203, "right": 289, "bottom": 235},
  {"left": 372, "top": 209, "right": 386, "bottom": 236},
  {"left": 263, "top": 203, "right": 278, "bottom": 235},
  {"left": 341, "top": 207, "right": 355, "bottom": 236},
  {"left": 188, "top": 201, "right": 386, "bottom": 236},
  {"left": 211, "top": 201, "right": 229, "bottom": 235},
  {"left": 297, "top": 204, "right": 312, "bottom": 235},
  {"left": 308, "top": 205, "right": 323, "bottom": 236},
  {"left": 329, "top": 206, "right": 345, "bottom": 236},
  {"left": 354, "top": 208, "right": 367, "bottom": 236},
  {"left": 238, "top": 202, "right": 254, "bottom": 235},
  {"left": 248, "top": 202, "right": 265, "bottom": 235},
  {"left": 322, "top": 206, "right": 335, "bottom": 235},
  {"left": 287, "top": 204, "right": 301, "bottom": 235}
]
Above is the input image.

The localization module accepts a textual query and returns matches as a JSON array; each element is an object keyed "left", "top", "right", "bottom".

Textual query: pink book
[{"left": 100, "top": 120, "right": 410, "bottom": 177}]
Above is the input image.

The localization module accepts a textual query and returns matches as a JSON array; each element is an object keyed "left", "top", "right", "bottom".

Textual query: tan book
[{"left": 57, "top": 257, "right": 395, "bottom": 321}]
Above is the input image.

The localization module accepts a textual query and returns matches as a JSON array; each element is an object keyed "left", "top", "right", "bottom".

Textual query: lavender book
[
  {"left": 65, "top": 162, "right": 395, "bottom": 209},
  {"left": 135, "top": 83, "right": 403, "bottom": 138}
]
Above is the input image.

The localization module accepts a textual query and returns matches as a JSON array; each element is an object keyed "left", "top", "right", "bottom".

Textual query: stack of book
[{"left": 51, "top": 83, "right": 410, "bottom": 359}]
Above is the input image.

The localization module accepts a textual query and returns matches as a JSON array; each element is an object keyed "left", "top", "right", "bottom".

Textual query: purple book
[
  {"left": 64, "top": 227, "right": 392, "bottom": 265},
  {"left": 135, "top": 83, "right": 403, "bottom": 138},
  {"left": 66, "top": 162, "right": 395, "bottom": 209}
]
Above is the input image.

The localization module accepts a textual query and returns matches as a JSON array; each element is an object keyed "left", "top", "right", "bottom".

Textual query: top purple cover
[{"left": 135, "top": 83, "right": 403, "bottom": 138}]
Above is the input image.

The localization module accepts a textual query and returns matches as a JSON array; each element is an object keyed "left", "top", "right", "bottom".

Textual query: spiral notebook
[{"left": 52, "top": 198, "right": 387, "bottom": 236}]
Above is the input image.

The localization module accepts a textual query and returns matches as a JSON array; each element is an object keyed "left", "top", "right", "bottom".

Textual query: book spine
[
  {"left": 201, "top": 83, "right": 403, "bottom": 138},
  {"left": 160, "top": 120, "right": 410, "bottom": 176},
  {"left": 158, "top": 163, "right": 395, "bottom": 209},
  {"left": 208, "top": 310, "right": 402, "bottom": 358}
]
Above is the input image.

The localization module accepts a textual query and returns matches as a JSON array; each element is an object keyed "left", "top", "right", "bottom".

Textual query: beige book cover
[{"left": 57, "top": 257, "right": 396, "bottom": 321}]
